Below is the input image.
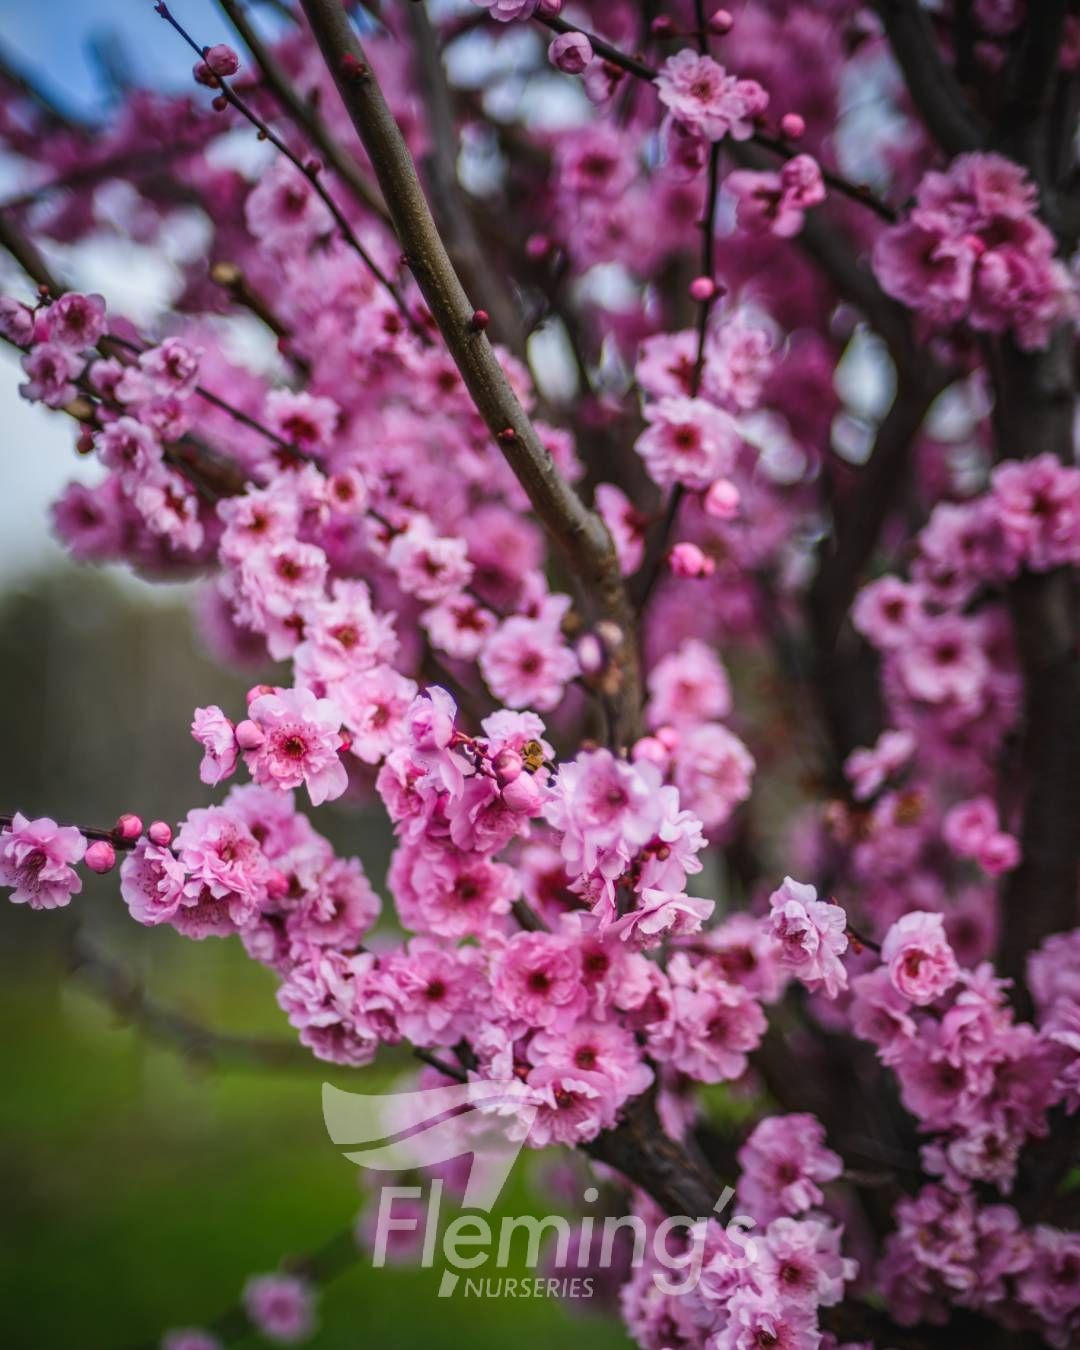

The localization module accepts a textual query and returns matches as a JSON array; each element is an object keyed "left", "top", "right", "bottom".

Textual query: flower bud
[
  {"left": 205, "top": 44, "right": 240, "bottom": 77},
  {"left": 708, "top": 9, "right": 734, "bottom": 34},
  {"left": 780, "top": 113, "right": 806, "bottom": 140},
  {"left": 148, "top": 820, "right": 173, "bottom": 847},
  {"left": 492, "top": 747, "right": 524, "bottom": 786},
  {"left": 549, "top": 32, "right": 593, "bottom": 75},
  {"left": 668, "top": 542, "right": 715, "bottom": 577},
  {"left": 689, "top": 275, "right": 717, "bottom": 303},
  {"left": 704, "top": 477, "right": 741, "bottom": 519},
  {"left": 85, "top": 840, "right": 117, "bottom": 873},
  {"left": 115, "top": 813, "right": 143, "bottom": 840}
]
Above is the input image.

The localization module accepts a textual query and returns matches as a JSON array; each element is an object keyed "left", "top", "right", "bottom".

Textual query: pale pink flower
[
  {"left": 767, "top": 877, "right": 848, "bottom": 999},
  {"left": 656, "top": 49, "right": 768, "bottom": 142},
  {"left": 737, "top": 1113, "right": 844, "bottom": 1223},
  {"left": 635, "top": 396, "right": 741, "bottom": 490},
  {"left": 480, "top": 614, "right": 578, "bottom": 711},
  {"left": 0, "top": 813, "right": 86, "bottom": 910},
  {"left": 882, "top": 910, "right": 960, "bottom": 1005}
]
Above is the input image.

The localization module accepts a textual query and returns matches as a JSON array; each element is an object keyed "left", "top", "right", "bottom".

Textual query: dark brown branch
[
  {"left": 213, "top": 0, "right": 390, "bottom": 224},
  {"left": 872, "top": 0, "right": 986, "bottom": 155},
  {"left": 299, "top": 0, "right": 643, "bottom": 747},
  {"left": 991, "top": 333, "right": 1080, "bottom": 1001},
  {"left": 402, "top": 2, "right": 525, "bottom": 356}
]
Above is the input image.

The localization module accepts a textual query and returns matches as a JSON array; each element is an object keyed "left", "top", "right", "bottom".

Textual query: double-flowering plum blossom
[
  {"left": 635, "top": 397, "right": 743, "bottom": 490},
  {"left": 726, "top": 154, "right": 826, "bottom": 238},
  {"left": 655, "top": 49, "right": 769, "bottom": 143},
  {"left": 767, "top": 877, "right": 849, "bottom": 999},
  {"left": 873, "top": 152, "right": 1073, "bottom": 349},
  {"left": 0, "top": 814, "right": 86, "bottom": 909}
]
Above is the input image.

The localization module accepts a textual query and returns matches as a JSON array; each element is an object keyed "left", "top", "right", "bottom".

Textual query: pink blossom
[
  {"left": 387, "top": 517, "right": 474, "bottom": 602},
  {"left": 673, "top": 723, "right": 754, "bottom": 831},
  {"left": 767, "top": 877, "right": 849, "bottom": 999},
  {"left": 242, "top": 687, "right": 347, "bottom": 805},
  {"left": 647, "top": 637, "right": 732, "bottom": 727},
  {"left": 647, "top": 951, "right": 766, "bottom": 1083},
  {"left": 119, "top": 842, "right": 188, "bottom": 926},
  {"left": 0, "top": 813, "right": 86, "bottom": 910},
  {"left": 480, "top": 613, "right": 578, "bottom": 711},
  {"left": 635, "top": 396, "right": 741, "bottom": 489},
  {"left": 881, "top": 910, "right": 960, "bottom": 1006},
  {"left": 844, "top": 729, "right": 916, "bottom": 801},
  {"left": 42, "top": 292, "right": 106, "bottom": 350},
  {"left": 242, "top": 1273, "right": 315, "bottom": 1344},
  {"left": 549, "top": 32, "right": 592, "bottom": 74},
  {"left": 161, "top": 1331, "right": 221, "bottom": 1350},
  {"left": 20, "top": 343, "right": 84, "bottom": 406},
  {"left": 737, "top": 1113, "right": 844, "bottom": 1223},
  {"left": 191, "top": 705, "right": 238, "bottom": 785},
  {"left": 656, "top": 50, "right": 768, "bottom": 142},
  {"left": 265, "top": 390, "right": 338, "bottom": 453},
  {"left": 492, "top": 930, "right": 586, "bottom": 1031},
  {"left": 609, "top": 888, "right": 715, "bottom": 946}
]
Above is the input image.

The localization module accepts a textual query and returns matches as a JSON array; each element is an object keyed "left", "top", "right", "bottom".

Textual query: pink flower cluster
[{"left": 873, "top": 153, "right": 1074, "bottom": 349}]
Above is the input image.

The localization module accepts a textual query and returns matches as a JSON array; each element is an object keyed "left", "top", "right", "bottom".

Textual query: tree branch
[
  {"left": 298, "top": 0, "right": 643, "bottom": 747},
  {"left": 66, "top": 929, "right": 318, "bottom": 1071},
  {"left": 402, "top": 2, "right": 525, "bottom": 356},
  {"left": 872, "top": 0, "right": 986, "bottom": 155}
]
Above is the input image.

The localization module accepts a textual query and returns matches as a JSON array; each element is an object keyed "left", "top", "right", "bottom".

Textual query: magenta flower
[{"left": 242, "top": 1273, "right": 315, "bottom": 1344}]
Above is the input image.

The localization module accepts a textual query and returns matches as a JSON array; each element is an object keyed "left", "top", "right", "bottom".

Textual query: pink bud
[
  {"left": 780, "top": 113, "right": 806, "bottom": 140},
  {"left": 492, "top": 748, "right": 524, "bottom": 787},
  {"left": 549, "top": 32, "right": 593, "bottom": 75},
  {"left": 575, "top": 633, "right": 605, "bottom": 676},
  {"left": 115, "top": 813, "right": 143, "bottom": 841},
  {"left": 205, "top": 44, "right": 240, "bottom": 77},
  {"left": 668, "top": 542, "right": 715, "bottom": 578},
  {"left": 704, "top": 477, "right": 741, "bottom": 519},
  {"left": 689, "top": 275, "right": 717, "bottom": 303},
  {"left": 501, "top": 772, "right": 544, "bottom": 815},
  {"left": 526, "top": 233, "right": 552, "bottom": 261},
  {"left": 536, "top": 0, "right": 563, "bottom": 15},
  {"left": 632, "top": 736, "right": 669, "bottom": 767},
  {"left": 708, "top": 9, "right": 734, "bottom": 34},
  {"left": 655, "top": 724, "right": 680, "bottom": 751},
  {"left": 148, "top": 820, "right": 173, "bottom": 847},
  {"left": 235, "top": 719, "right": 265, "bottom": 751},
  {"left": 651, "top": 16, "right": 675, "bottom": 36},
  {"left": 247, "top": 684, "right": 275, "bottom": 704},
  {"left": 85, "top": 840, "right": 117, "bottom": 874},
  {"left": 192, "top": 61, "right": 216, "bottom": 87},
  {"left": 977, "top": 832, "right": 1021, "bottom": 876}
]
